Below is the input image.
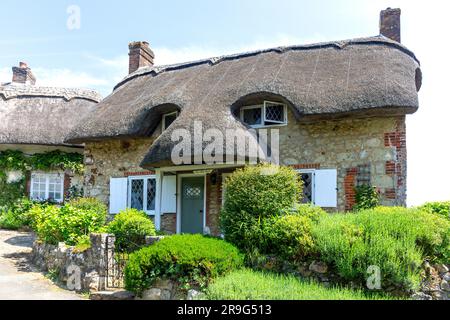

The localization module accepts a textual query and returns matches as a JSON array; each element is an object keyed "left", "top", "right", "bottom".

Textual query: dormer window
[
  {"left": 240, "top": 101, "right": 287, "bottom": 128},
  {"left": 162, "top": 111, "right": 178, "bottom": 131}
]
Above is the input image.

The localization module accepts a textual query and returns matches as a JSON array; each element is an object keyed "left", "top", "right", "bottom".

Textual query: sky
[{"left": 0, "top": 0, "right": 449, "bottom": 206}]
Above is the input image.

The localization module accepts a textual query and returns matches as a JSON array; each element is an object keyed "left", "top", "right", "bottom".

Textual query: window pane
[
  {"left": 130, "top": 179, "right": 144, "bottom": 210},
  {"left": 147, "top": 179, "right": 156, "bottom": 211},
  {"left": 243, "top": 107, "right": 262, "bottom": 125},
  {"left": 265, "top": 103, "right": 285, "bottom": 123},
  {"left": 300, "top": 173, "right": 313, "bottom": 203},
  {"left": 163, "top": 113, "right": 177, "bottom": 130},
  {"left": 31, "top": 174, "right": 46, "bottom": 201}
]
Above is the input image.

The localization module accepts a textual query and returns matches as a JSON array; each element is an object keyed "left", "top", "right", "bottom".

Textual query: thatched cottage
[
  {"left": 0, "top": 63, "right": 101, "bottom": 203},
  {"left": 66, "top": 8, "right": 421, "bottom": 235}
]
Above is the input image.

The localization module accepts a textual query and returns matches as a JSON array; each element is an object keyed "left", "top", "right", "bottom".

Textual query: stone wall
[
  {"left": 31, "top": 233, "right": 110, "bottom": 292},
  {"left": 84, "top": 138, "right": 156, "bottom": 204},
  {"left": 83, "top": 110, "right": 409, "bottom": 230},
  {"left": 278, "top": 109, "right": 407, "bottom": 210}
]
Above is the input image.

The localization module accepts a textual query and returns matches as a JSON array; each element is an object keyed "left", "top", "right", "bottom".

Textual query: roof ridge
[
  {"left": 0, "top": 84, "right": 102, "bottom": 102},
  {"left": 114, "top": 35, "right": 419, "bottom": 91}
]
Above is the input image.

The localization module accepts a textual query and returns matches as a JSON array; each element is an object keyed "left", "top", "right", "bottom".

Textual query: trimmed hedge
[
  {"left": 312, "top": 207, "right": 450, "bottom": 290},
  {"left": 124, "top": 234, "right": 243, "bottom": 294},
  {"left": 220, "top": 164, "right": 302, "bottom": 253},
  {"left": 107, "top": 208, "right": 156, "bottom": 252}
]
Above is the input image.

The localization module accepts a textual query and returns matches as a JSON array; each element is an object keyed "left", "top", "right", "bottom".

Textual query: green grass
[{"left": 205, "top": 269, "right": 398, "bottom": 300}]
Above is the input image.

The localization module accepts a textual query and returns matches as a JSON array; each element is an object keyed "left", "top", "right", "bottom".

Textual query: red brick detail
[
  {"left": 385, "top": 188, "right": 397, "bottom": 200},
  {"left": 344, "top": 167, "right": 358, "bottom": 211},
  {"left": 384, "top": 117, "right": 407, "bottom": 202},
  {"left": 161, "top": 213, "right": 177, "bottom": 234},
  {"left": 123, "top": 171, "right": 155, "bottom": 177},
  {"left": 291, "top": 163, "right": 321, "bottom": 170},
  {"left": 205, "top": 173, "right": 223, "bottom": 236},
  {"left": 385, "top": 161, "right": 396, "bottom": 175}
]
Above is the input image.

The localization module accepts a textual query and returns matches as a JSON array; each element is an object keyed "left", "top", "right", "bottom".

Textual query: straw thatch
[
  {"left": 0, "top": 84, "right": 101, "bottom": 146},
  {"left": 65, "top": 36, "right": 421, "bottom": 167}
]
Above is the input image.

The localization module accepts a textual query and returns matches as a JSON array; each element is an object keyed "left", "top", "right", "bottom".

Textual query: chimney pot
[
  {"left": 128, "top": 41, "right": 154, "bottom": 74},
  {"left": 380, "top": 8, "right": 401, "bottom": 43},
  {"left": 12, "top": 62, "right": 36, "bottom": 85}
]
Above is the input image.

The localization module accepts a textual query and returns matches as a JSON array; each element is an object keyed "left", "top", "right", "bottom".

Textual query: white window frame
[
  {"left": 162, "top": 111, "right": 178, "bottom": 131},
  {"left": 127, "top": 175, "right": 157, "bottom": 215},
  {"left": 240, "top": 101, "right": 287, "bottom": 129},
  {"left": 30, "top": 172, "right": 64, "bottom": 203},
  {"left": 297, "top": 169, "right": 316, "bottom": 205}
]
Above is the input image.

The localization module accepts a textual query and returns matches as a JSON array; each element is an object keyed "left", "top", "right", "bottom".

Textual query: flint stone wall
[{"left": 31, "top": 233, "right": 110, "bottom": 292}]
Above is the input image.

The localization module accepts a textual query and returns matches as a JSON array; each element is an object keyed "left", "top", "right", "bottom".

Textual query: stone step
[{"left": 90, "top": 290, "right": 135, "bottom": 300}]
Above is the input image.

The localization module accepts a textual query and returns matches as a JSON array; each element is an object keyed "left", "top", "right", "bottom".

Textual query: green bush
[
  {"left": 0, "top": 198, "right": 38, "bottom": 230},
  {"left": 205, "top": 269, "right": 395, "bottom": 300},
  {"left": 107, "top": 208, "right": 156, "bottom": 252},
  {"left": 67, "top": 197, "right": 107, "bottom": 219},
  {"left": 312, "top": 207, "right": 450, "bottom": 290},
  {"left": 418, "top": 201, "right": 450, "bottom": 220},
  {"left": 124, "top": 234, "right": 243, "bottom": 295},
  {"left": 353, "top": 185, "right": 380, "bottom": 211},
  {"left": 294, "top": 204, "right": 327, "bottom": 223},
  {"left": 220, "top": 164, "right": 302, "bottom": 252},
  {"left": 263, "top": 214, "right": 315, "bottom": 261},
  {"left": 31, "top": 202, "right": 107, "bottom": 245}
]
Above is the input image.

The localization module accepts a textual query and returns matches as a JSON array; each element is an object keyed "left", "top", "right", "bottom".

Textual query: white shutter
[
  {"left": 314, "top": 169, "right": 337, "bottom": 208},
  {"left": 109, "top": 177, "right": 128, "bottom": 214},
  {"left": 161, "top": 175, "right": 177, "bottom": 213}
]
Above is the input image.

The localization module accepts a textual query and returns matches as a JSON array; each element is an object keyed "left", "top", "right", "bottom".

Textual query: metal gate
[{"left": 105, "top": 235, "right": 146, "bottom": 289}]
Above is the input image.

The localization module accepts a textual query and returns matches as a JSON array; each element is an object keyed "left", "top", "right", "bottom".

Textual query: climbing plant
[
  {"left": 353, "top": 185, "right": 380, "bottom": 211},
  {"left": 0, "top": 150, "right": 84, "bottom": 208}
]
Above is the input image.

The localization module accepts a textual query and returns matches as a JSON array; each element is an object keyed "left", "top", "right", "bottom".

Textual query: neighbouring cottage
[
  {"left": 0, "top": 62, "right": 101, "bottom": 203},
  {"left": 66, "top": 8, "right": 421, "bottom": 236}
]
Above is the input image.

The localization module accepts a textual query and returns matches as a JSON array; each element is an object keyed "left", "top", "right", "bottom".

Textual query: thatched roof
[
  {"left": 65, "top": 36, "right": 421, "bottom": 167},
  {"left": 0, "top": 84, "right": 101, "bottom": 146}
]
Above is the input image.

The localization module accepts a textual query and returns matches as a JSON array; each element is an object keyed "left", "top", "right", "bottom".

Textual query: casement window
[
  {"left": 240, "top": 101, "right": 287, "bottom": 128},
  {"left": 128, "top": 176, "right": 157, "bottom": 214},
  {"left": 297, "top": 169, "right": 337, "bottom": 208},
  {"left": 162, "top": 112, "right": 178, "bottom": 131},
  {"left": 30, "top": 172, "right": 64, "bottom": 203},
  {"left": 109, "top": 175, "right": 163, "bottom": 215}
]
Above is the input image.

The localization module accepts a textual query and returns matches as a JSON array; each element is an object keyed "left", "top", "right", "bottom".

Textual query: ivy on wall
[{"left": 0, "top": 150, "right": 84, "bottom": 208}]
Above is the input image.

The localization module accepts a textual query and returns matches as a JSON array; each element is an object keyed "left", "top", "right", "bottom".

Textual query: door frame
[{"left": 177, "top": 173, "right": 207, "bottom": 234}]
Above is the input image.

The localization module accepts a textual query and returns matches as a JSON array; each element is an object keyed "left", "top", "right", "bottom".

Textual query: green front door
[{"left": 181, "top": 176, "right": 204, "bottom": 234}]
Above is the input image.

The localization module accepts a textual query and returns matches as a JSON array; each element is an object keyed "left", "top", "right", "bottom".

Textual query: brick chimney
[
  {"left": 128, "top": 41, "right": 154, "bottom": 74},
  {"left": 380, "top": 8, "right": 401, "bottom": 43},
  {"left": 12, "top": 62, "right": 36, "bottom": 85}
]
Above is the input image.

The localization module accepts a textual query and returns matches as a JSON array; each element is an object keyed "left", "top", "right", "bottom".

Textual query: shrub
[
  {"left": 294, "top": 204, "right": 327, "bottom": 223},
  {"left": 220, "top": 164, "right": 302, "bottom": 252},
  {"left": 353, "top": 185, "right": 380, "bottom": 211},
  {"left": 67, "top": 197, "right": 107, "bottom": 221},
  {"left": 312, "top": 207, "right": 450, "bottom": 290},
  {"left": 263, "top": 214, "right": 315, "bottom": 261},
  {"left": 107, "top": 208, "right": 156, "bottom": 252},
  {"left": 205, "top": 269, "right": 394, "bottom": 300},
  {"left": 31, "top": 203, "right": 107, "bottom": 245},
  {"left": 124, "top": 234, "right": 243, "bottom": 295},
  {"left": 0, "top": 198, "right": 37, "bottom": 230},
  {"left": 418, "top": 201, "right": 450, "bottom": 220}
]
